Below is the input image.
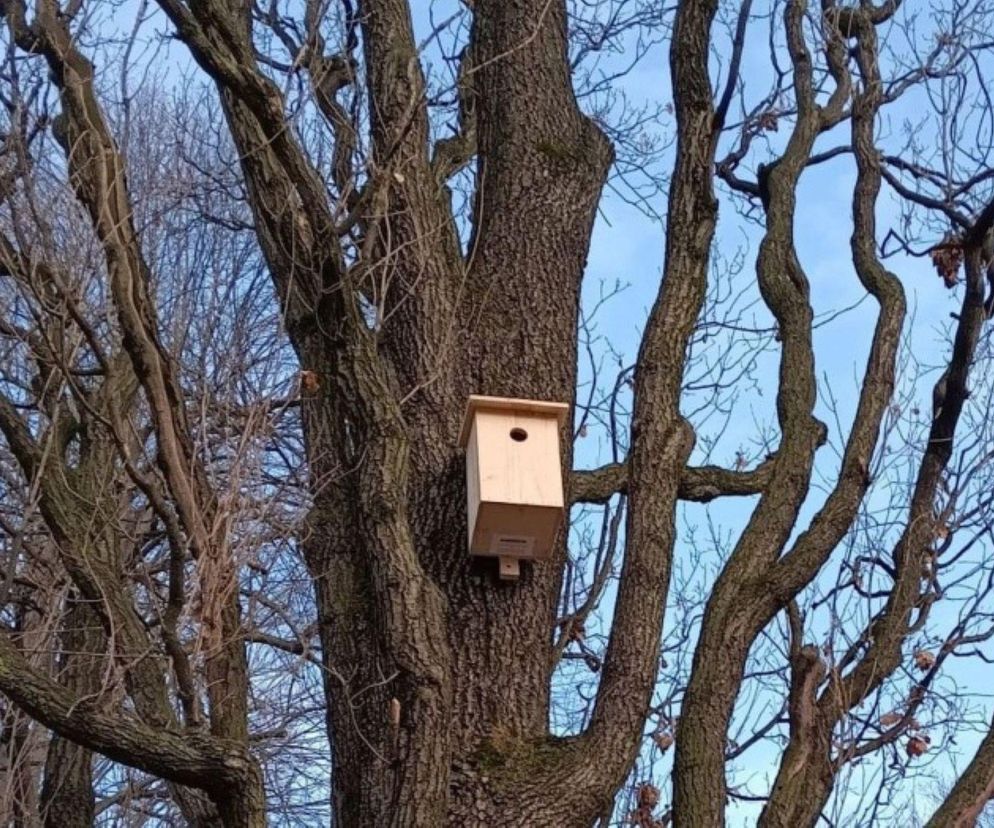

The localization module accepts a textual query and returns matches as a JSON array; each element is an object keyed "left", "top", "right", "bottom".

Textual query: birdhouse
[{"left": 459, "top": 395, "right": 570, "bottom": 580}]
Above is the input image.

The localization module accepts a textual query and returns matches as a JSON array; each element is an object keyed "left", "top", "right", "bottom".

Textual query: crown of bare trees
[{"left": 0, "top": 0, "right": 993, "bottom": 826}]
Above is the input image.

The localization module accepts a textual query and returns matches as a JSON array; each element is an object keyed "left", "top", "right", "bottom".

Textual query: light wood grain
[{"left": 462, "top": 397, "right": 568, "bottom": 562}]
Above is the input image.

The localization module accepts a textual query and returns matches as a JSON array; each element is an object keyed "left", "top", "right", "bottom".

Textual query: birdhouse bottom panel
[{"left": 469, "top": 502, "right": 563, "bottom": 560}]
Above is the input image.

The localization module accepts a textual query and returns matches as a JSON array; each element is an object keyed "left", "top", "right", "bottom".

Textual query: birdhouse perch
[{"left": 459, "top": 395, "right": 570, "bottom": 581}]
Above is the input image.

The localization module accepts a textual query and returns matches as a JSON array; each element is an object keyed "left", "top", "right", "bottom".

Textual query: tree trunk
[
  {"left": 40, "top": 598, "right": 101, "bottom": 828},
  {"left": 7, "top": 711, "right": 42, "bottom": 828}
]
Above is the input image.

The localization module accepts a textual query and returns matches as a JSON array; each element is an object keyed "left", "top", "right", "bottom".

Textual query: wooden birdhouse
[{"left": 459, "top": 395, "right": 570, "bottom": 580}]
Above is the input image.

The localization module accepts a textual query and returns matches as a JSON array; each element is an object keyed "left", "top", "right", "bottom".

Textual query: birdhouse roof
[{"left": 458, "top": 395, "right": 570, "bottom": 447}]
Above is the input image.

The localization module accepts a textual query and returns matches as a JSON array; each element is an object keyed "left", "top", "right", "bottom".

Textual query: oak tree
[{"left": 0, "top": 1, "right": 994, "bottom": 827}]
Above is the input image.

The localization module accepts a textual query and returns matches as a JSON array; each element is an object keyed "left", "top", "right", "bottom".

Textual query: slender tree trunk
[
  {"left": 40, "top": 597, "right": 102, "bottom": 828},
  {"left": 7, "top": 711, "right": 42, "bottom": 828}
]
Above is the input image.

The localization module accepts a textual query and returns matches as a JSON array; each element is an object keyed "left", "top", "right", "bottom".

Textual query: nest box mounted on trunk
[{"left": 459, "top": 395, "right": 570, "bottom": 581}]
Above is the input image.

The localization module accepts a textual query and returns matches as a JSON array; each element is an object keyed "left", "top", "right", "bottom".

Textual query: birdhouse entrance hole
[{"left": 459, "top": 395, "right": 569, "bottom": 581}]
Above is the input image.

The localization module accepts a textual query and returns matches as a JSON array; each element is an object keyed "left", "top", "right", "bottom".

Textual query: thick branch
[
  {"left": 0, "top": 627, "right": 261, "bottom": 802},
  {"left": 431, "top": 42, "right": 477, "bottom": 183},
  {"left": 673, "top": 2, "right": 852, "bottom": 823},
  {"left": 556, "top": 0, "right": 719, "bottom": 814},
  {"left": 156, "top": 0, "right": 346, "bottom": 333},
  {"left": 570, "top": 458, "right": 774, "bottom": 505},
  {"left": 0, "top": 396, "right": 39, "bottom": 481},
  {"left": 927, "top": 707, "right": 994, "bottom": 827},
  {"left": 770, "top": 6, "right": 906, "bottom": 598}
]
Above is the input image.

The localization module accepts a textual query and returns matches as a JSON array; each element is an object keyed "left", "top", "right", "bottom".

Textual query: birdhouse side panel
[
  {"left": 465, "top": 418, "right": 484, "bottom": 552},
  {"left": 473, "top": 411, "right": 564, "bottom": 510}
]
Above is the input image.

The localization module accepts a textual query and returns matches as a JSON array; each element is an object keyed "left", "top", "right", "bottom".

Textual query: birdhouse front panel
[{"left": 460, "top": 396, "right": 569, "bottom": 563}]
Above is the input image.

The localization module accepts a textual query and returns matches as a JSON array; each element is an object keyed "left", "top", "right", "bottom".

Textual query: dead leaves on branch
[
  {"left": 558, "top": 617, "right": 585, "bottom": 644},
  {"left": 913, "top": 649, "right": 936, "bottom": 672},
  {"left": 629, "top": 783, "right": 666, "bottom": 828},
  {"left": 879, "top": 711, "right": 903, "bottom": 727},
  {"left": 875, "top": 710, "right": 931, "bottom": 761},
  {"left": 651, "top": 717, "right": 677, "bottom": 753},
  {"left": 930, "top": 234, "right": 964, "bottom": 288},
  {"left": 626, "top": 723, "right": 677, "bottom": 826},
  {"left": 879, "top": 710, "right": 921, "bottom": 730},
  {"left": 755, "top": 110, "right": 780, "bottom": 133},
  {"left": 637, "top": 784, "right": 660, "bottom": 809},
  {"left": 906, "top": 733, "right": 931, "bottom": 758},
  {"left": 876, "top": 672, "right": 934, "bottom": 762}
]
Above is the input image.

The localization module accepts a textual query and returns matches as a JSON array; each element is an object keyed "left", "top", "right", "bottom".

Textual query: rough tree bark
[{"left": 39, "top": 598, "right": 102, "bottom": 828}]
